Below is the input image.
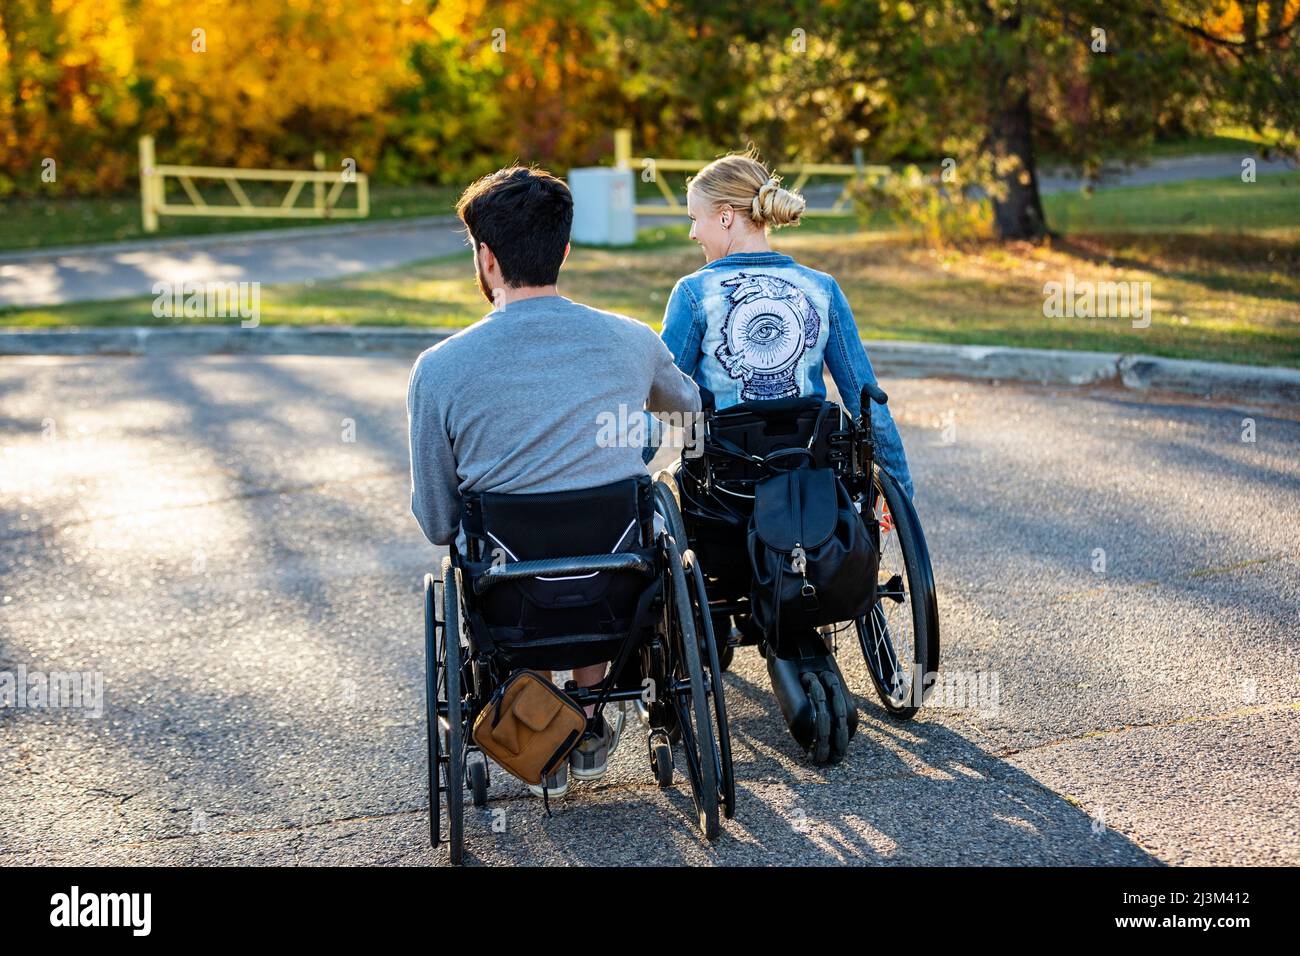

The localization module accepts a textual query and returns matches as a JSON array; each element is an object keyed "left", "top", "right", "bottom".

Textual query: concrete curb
[
  {"left": 1116, "top": 354, "right": 1300, "bottom": 406},
  {"left": 863, "top": 340, "right": 1299, "bottom": 407},
  {"left": 0, "top": 326, "right": 1295, "bottom": 407},
  {"left": 863, "top": 340, "right": 1121, "bottom": 387}
]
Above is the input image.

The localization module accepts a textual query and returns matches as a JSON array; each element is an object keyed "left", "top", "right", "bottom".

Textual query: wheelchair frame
[
  {"left": 423, "top": 481, "right": 734, "bottom": 864},
  {"left": 669, "top": 384, "right": 941, "bottom": 724}
]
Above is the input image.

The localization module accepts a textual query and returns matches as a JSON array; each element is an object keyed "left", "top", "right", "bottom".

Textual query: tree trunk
[
  {"left": 988, "top": 86, "right": 1048, "bottom": 240},
  {"left": 981, "top": 0, "right": 1047, "bottom": 241}
]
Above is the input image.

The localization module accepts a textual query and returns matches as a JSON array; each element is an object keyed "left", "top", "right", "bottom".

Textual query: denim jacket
[{"left": 651, "top": 250, "right": 914, "bottom": 499}]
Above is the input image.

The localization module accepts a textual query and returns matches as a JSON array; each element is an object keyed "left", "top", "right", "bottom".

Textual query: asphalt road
[
  {"left": 1, "top": 356, "right": 1296, "bottom": 866},
  {"left": 0, "top": 218, "right": 470, "bottom": 308},
  {"left": 2, "top": 152, "right": 1293, "bottom": 308}
]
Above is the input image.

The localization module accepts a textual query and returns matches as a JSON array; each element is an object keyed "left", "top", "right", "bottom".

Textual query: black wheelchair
[
  {"left": 660, "top": 383, "right": 940, "bottom": 763},
  {"left": 423, "top": 474, "right": 734, "bottom": 864}
]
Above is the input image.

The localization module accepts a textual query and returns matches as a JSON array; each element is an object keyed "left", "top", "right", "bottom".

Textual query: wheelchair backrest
[
  {"left": 462, "top": 475, "right": 654, "bottom": 563},
  {"left": 458, "top": 475, "right": 658, "bottom": 669},
  {"left": 703, "top": 397, "right": 846, "bottom": 490}
]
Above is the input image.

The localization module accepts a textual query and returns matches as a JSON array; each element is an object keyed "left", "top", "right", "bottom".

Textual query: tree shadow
[
  {"left": 1053, "top": 233, "right": 1300, "bottom": 304},
  {"left": 3, "top": 357, "right": 1291, "bottom": 865}
]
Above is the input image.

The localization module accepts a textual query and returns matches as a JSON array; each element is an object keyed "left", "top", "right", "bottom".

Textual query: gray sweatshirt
[{"left": 407, "top": 295, "right": 701, "bottom": 546}]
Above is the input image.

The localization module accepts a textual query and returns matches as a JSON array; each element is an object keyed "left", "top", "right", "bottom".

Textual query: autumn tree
[{"left": 612, "top": 0, "right": 1299, "bottom": 240}]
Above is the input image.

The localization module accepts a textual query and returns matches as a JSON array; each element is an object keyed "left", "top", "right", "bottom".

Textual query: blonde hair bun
[
  {"left": 752, "top": 176, "right": 806, "bottom": 227},
  {"left": 688, "top": 152, "right": 806, "bottom": 230}
]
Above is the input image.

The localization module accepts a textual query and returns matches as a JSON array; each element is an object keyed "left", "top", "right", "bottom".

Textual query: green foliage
[
  {"left": 851, "top": 153, "right": 1018, "bottom": 247},
  {"left": 7, "top": 174, "right": 1296, "bottom": 367},
  {"left": 1, "top": 0, "right": 1295, "bottom": 212}
]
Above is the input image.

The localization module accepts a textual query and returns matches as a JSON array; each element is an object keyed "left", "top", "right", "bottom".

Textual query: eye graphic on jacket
[
  {"left": 741, "top": 313, "right": 790, "bottom": 352},
  {"left": 731, "top": 302, "right": 801, "bottom": 373},
  {"left": 715, "top": 271, "right": 823, "bottom": 402}
]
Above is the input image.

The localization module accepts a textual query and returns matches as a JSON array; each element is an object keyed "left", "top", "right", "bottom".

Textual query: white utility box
[{"left": 569, "top": 167, "right": 636, "bottom": 246}]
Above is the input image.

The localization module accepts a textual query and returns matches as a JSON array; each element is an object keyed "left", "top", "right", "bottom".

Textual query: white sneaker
[
  {"left": 570, "top": 711, "right": 623, "bottom": 781},
  {"left": 527, "top": 761, "right": 569, "bottom": 799}
]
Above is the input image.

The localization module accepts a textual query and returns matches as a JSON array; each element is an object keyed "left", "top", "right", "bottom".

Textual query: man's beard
[{"left": 473, "top": 259, "right": 498, "bottom": 306}]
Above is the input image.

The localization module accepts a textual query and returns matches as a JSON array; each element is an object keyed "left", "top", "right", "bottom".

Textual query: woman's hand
[{"left": 877, "top": 499, "right": 895, "bottom": 535}]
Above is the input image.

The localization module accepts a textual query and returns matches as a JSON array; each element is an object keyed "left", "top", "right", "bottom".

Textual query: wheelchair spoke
[{"left": 866, "top": 603, "right": 910, "bottom": 706}]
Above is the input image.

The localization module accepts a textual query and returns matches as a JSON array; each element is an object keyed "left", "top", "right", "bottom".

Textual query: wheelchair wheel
[
  {"left": 663, "top": 533, "right": 721, "bottom": 840},
  {"left": 652, "top": 467, "right": 689, "bottom": 546},
  {"left": 636, "top": 636, "right": 682, "bottom": 744},
  {"left": 427, "top": 558, "right": 465, "bottom": 864},
  {"left": 648, "top": 476, "right": 690, "bottom": 741},
  {"left": 657, "top": 472, "right": 731, "bottom": 667},
  {"left": 684, "top": 550, "right": 736, "bottom": 819},
  {"left": 656, "top": 474, "right": 735, "bottom": 822},
  {"left": 424, "top": 573, "right": 440, "bottom": 849},
  {"left": 649, "top": 732, "right": 674, "bottom": 787},
  {"left": 857, "top": 467, "right": 940, "bottom": 718},
  {"left": 719, "top": 642, "right": 735, "bottom": 671},
  {"left": 466, "top": 754, "right": 488, "bottom": 808}
]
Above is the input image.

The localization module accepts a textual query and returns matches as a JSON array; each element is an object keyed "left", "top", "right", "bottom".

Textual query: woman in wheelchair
[{"left": 650, "top": 152, "right": 939, "bottom": 765}]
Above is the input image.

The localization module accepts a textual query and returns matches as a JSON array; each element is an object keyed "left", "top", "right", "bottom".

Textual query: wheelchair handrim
[{"left": 857, "top": 468, "right": 937, "bottom": 713}]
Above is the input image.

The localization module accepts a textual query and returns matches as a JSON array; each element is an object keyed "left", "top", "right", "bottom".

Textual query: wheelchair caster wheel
[
  {"left": 649, "top": 732, "right": 674, "bottom": 787},
  {"left": 800, "top": 672, "right": 851, "bottom": 765},
  {"left": 719, "top": 642, "right": 735, "bottom": 671},
  {"left": 767, "top": 642, "right": 857, "bottom": 765},
  {"left": 467, "top": 755, "right": 488, "bottom": 807}
]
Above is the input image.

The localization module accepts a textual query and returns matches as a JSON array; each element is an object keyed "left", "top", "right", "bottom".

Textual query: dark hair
[{"left": 456, "top": 166, "right": 573, "bottom": 287}]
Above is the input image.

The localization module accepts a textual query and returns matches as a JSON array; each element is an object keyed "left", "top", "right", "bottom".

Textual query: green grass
[
  {"left": 7, "top": 134, "right": 1284, "bottom": 253},
  {"left": 1140, "top": 132, "right": 1271, "bottom": 160},
  {"left": 4, "top": 173, "right": 1296, "bottom": 368},
  {"left": 0, "top": 182, "right": 461, "bottom": 252},
  {"left": 1041, "top": 132, "right": 1272, "bottom": 166},
  {"left": 1044, "top": 172, "right": 1300, "bottom": 234}
]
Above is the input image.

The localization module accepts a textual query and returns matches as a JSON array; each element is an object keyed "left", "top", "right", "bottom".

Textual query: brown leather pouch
[{"left": 472, "top": 670, "right": 587, "bottom": 786}]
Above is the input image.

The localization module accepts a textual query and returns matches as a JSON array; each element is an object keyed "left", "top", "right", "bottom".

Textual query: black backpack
[{"left": 745, "top": 449, "right": 878, "bottom": 653}]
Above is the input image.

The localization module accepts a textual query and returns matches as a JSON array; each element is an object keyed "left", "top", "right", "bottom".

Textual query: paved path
[
  {"left": 2, "top": 153, "right": 1293, "bottom": 309},
  {"left": 1039, "top": 151, "right": 1295, "bottom": 192},
  {"left": 0, "top": 218, "right": 468, "bottom": 308},
  {"left": 1, "top": 356, "right": 1295, "bottom": 865}
]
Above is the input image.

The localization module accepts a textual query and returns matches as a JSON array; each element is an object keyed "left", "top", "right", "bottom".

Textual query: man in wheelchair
[{"left": 407, "top": 166, "right": 701, "bottom": 801}]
